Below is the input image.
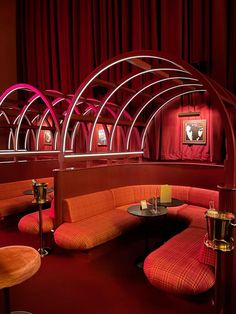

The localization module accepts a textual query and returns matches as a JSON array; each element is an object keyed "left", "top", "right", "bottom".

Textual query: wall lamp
[{"left": 178, "top": 111, "right": 200, "bottom": 117}]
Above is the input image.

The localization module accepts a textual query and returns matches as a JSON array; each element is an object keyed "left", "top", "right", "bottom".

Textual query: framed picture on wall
[
  {"left": 44, "top": 130, "right": 53, "bottom": 145},
  {"left": 183, "top": 119, "right": 206, "bottom": 145},
  {"left": 97, "top": 128, "right": 107, "bottom": 146}
]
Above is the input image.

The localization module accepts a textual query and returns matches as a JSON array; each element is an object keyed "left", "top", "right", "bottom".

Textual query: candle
[{"left": 160, "top": 184, "right": 172, "bottom": 203}]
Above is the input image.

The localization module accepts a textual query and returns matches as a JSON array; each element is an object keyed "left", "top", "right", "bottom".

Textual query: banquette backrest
[
  {"left": 61, "top": 185, "right": 219, "bottom": 224},
  {"left": 0, "top": 177, "right": 54, "bottom": 200},
  {"left": 63, "top": 190, "right": 114, "bottom": 223}
]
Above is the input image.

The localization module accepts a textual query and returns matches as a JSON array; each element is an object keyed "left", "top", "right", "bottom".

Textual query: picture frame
[
  {"left": 97, "top": 128, "right": 107, "bottom": 146},
  {"left": 183, "top": 119, "right": 206, "bottom": 145},
  {"left": 44, "top": 130, "right": 52, "bottom": 145}
]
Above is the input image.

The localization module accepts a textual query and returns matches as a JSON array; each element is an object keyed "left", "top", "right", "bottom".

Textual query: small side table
[{"left": 128, "top": 204, "right": 168, "bottom": 268}]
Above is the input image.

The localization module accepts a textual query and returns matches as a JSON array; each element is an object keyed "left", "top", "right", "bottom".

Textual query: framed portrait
[
  {"left": 183, "top": 119, "right": 206, "bottom": 145},
  {"left": 97, "top": 128, "right": 107, "bottom": 146},
  {"left": 44, "top": 130, "right": 52, "bottom": 145}
]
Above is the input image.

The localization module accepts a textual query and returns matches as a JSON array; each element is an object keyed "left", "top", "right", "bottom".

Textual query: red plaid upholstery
[
  {"left": 198, "top": 234, "right": 216, "bottom": 267},
  {"left": 18, "top": 208, "right": 54, "bottom": 234},
  {"left": 54, "top": 209, "right": 141, "bottom": 250},
  {"left": 63, "top": 190, "right": 114, "bottom": 223},
  {"left": 188, "top": 187, "right": 219, "bottom": 209},
  {"left": 177, "top": 205, "right": 207, "bottom": 228},
  {"left": 143, "top": 227, "right": 215, "bottom": 295},
  {"left": 18, "top": 200, "right": 54, "bottom": 234}
]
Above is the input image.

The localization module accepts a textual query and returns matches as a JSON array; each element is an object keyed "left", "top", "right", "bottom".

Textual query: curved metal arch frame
[{"left": 0, "top": 83, "right": 61, "bottom": 155}]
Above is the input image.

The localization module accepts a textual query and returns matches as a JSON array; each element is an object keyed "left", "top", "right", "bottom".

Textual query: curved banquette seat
[{"left": 53, "top": 184, "right": 217, "bottom": 295}]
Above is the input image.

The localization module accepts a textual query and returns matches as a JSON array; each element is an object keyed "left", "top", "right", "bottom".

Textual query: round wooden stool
[{"left": 0, "top": 246, "right": 41, "bottom": 314}]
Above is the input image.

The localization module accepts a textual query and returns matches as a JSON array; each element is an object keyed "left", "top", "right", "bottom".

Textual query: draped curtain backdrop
[{"left": 16, "top": 0, "right": 236, "bottom": 162}]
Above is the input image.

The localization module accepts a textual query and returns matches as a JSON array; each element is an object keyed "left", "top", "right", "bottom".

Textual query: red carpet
[{"left": 0, "top": 217, "right": 214, "bottom": 314}]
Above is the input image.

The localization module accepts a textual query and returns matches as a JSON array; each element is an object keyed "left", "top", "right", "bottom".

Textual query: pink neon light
[
  {"left": 36, "top": 97, "right": 65, "bottom": 150},
  {"left": 140, "top": 89, "right": 207, "bottom": 149},
  {"left": 0, "top": 83, "right": 61, "bottom": 154}
]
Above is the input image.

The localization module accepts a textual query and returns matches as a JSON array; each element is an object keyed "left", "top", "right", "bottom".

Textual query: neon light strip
[
  {"left": 0, "top": 150, "right": 60, "bottom": 156},
  {"left": 70, "top": 121, "right": 80, "bottom": 150},
  {"left": 126, "top": 83, "right": 203, "bottom": 149},
  {"left": 109, "top": 76, "right": 199, "bottom": 150},
  {"left": 0, "top": 83, "right": 61, "bottom": 151},
  {"left": 64, "top": 151, "right": 144, "bottom": 158},
  {"left": 24, "top": 129, "right": 30, "bottom": 149},
  {"left": 140, "top": 89, "right": 207, "bottom": 149},
  {"left": 15, "top": 94, "right": 40, "bottom": 150},
  {"left": 62, "top": 54, "right": 189, "bottom": 152},
  {"left": 89, "top": 68, "right": 189, "bottom": 151},
  {"left": 0, "top": 111, "right": 14, "bottom": 150},
  {"left": 36, "top": 97, "right": 65, "bottom": 150}
]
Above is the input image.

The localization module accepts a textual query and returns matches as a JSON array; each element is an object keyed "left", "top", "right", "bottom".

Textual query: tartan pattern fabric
[
  {"left": 143, "top": 227, "right": 215, "bottom": 295},
  {"left": 177, "top": 205, "right": 207, "bottom": 228},
  {"left": 171, "top": 185, "right": 190, "bottom": 202},
  {"left": 188, "top": 187, "right": 219, "bottom": 209},
  {"left": 18, "top": 208, "right": 54, "bottom": 234},
  {"left": 167, "top": 204, "right": 188, "bottom": 217},
  {"left": 0, "top": 195, "right": 34, "bottom": 217},
  {"left": 110, "top": 186, "right": 135, "bottom": 207},
  {"left": 54, "top": 209, "right": 141, "bottom": 250},
  {"left": 198, "top": 234, "right": 216, "bottom": 267},
  {"left": 132, "top": 185, "right": 159, "bottom": 203},
  {"left": 63, "top": 190, "right": 114, "bottom": 223}
]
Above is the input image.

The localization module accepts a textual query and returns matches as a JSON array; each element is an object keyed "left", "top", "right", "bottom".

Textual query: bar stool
[{"left": 0, "top": 245, "right": 41, "bottom": 314}]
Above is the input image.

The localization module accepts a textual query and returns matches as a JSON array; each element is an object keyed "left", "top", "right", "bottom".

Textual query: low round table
[
  {"left": 128, "top": 204, "right": 168, "bottom": 268},
  {"left": 148, "top": 197, "right": 184, "bottom": 207}
]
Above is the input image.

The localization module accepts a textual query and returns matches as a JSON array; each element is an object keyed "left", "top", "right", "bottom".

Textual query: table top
[
  {"left": 23, "top": 187, "right": 54, "bottom": 195},
  {"left": 127, "top": 204, "right": 168, "bottom": 218},
  {"left": 148, "top": 197, "right": 184, "bottom": 207}
]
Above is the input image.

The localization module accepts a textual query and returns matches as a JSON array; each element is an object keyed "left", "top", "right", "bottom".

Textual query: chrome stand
[{"left": 32, "top": 182, "right": 49, "bottom": 257}]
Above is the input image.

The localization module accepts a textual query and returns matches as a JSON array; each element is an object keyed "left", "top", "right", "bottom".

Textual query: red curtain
[{"left": 16, "top": 0, "right": 234, "bottom": 162}]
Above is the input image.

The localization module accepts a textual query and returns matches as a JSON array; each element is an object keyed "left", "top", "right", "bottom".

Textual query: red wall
[{"left": 0, "top": 0, "right": 16, "bottom": 93}]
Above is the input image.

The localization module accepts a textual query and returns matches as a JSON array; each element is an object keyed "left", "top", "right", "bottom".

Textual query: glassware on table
[{"left": 209, "top": 200, "right": 215, "bottom": 211}]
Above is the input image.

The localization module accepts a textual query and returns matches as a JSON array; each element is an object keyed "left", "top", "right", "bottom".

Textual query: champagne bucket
[
  {"left": 205, "top": 210, "right": 236, "bottom": 252},
  {"left": 33, "top": 182, "right": 48, "bottom": 204}
]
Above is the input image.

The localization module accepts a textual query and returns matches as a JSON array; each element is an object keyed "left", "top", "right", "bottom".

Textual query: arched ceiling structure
[{"left": 0, "top": 51, "right": 235, "bottom": 185}]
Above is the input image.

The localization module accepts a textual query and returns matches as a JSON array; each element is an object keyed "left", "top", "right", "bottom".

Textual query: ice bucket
[
  {"left": 33, "top": 182, "right": 48, "bottom": 204},
  {"left": 205, "top": 210, "right": 236, "bottom": 252}
]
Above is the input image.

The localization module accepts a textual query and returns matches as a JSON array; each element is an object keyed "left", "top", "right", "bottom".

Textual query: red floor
[{"left": 0, "top": 217, "right": 214, "bottom": 314}]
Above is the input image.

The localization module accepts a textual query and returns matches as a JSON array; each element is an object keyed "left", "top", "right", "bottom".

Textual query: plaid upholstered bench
[
  {"left": 0, "top": 177, "right": 53, "bottom": 218},
  {"left": 143, "top": 186, "right": 218, "bottom": 295},
  {"left": 53, "top": 182, "right": 218, "bottom": 287}
]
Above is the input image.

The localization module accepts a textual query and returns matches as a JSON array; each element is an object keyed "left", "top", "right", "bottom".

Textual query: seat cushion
[
  {"left": 0, "top": 245, "right": 41, "bottom": 289},
  {"left": 54, "top": 209, "right": 141, "bottom": 250},
  {"left": 18, "top": 208, "right": 54, "bottom": 234},
  {"left": 143, "top": 227, "right": 215, "bottom": 295},
  {"left": 177, "top": 205, "right": 207, "bottom": 228}
]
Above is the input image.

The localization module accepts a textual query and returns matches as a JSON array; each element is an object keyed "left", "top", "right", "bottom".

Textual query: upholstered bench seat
[
  {"left": 143, "top": 227, "right": 215, "bottom": 295},
  {"left": 54, "top": 209, "right": 140, "bottom": 250},
  {"left": 18, "top": 208, "right": 54, "bottom": 234}
]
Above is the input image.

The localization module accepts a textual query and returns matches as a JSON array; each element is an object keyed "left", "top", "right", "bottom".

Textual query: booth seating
[
  {"left": 0, "top": 245, "right": 41, "bottom": 313},
  {"left": 18, "top": 199, "right": 55, "bottom": 235},
  {"left": 53, "top": 184, "right": 218, "bottom": 295},
  {"left": 0, "top": 177, "right": 53, "bottom": 218}
]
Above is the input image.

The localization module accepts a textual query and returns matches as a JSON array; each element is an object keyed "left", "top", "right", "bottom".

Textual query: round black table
[
  {"left": 128, "top": 204, "right": 168, "bottom": 268},
  {"left": 148, "top": 197, "right": 184, "bottom": 207}
]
